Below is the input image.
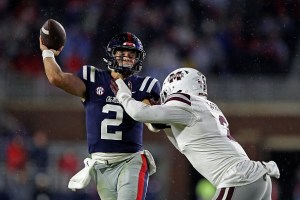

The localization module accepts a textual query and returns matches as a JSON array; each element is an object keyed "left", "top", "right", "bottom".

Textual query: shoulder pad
[
  {"left": 138, "top": 76, "right": 159, "bottom": 93},
  {"left": 82, "top": 65, "right": 99, "bottom": 83}
]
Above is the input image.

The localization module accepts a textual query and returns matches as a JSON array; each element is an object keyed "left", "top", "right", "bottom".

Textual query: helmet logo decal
[
  {"left": 123, "top": 42, "right": 136, "bottom": 47},
  {"left": 168, "top": 70, "right": 187, "bottom": 83},
  {"left": 96, "top": 86, "right": 105, "bottom": 96}
]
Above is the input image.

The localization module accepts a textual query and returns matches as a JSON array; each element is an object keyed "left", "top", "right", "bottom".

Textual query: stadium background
[{"left": 0, "top": 0, "right": 299, "bottom": 199}]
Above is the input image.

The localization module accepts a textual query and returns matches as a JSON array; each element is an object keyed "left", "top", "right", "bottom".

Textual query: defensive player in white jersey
[{"left": 111, "top": 67, "right": 280, "bottom": 200}]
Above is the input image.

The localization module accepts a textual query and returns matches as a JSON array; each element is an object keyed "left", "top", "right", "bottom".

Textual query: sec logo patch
[{"left": 96, "top": 86, "right": 105, "bottom": 95}]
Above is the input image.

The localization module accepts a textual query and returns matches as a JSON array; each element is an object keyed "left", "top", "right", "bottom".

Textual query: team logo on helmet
[
  {"left": 123, "top": 42, "right": 136, "bottom": 47},
  {"left": 167, "top": 70, "right": 187, "bottom": 83}
]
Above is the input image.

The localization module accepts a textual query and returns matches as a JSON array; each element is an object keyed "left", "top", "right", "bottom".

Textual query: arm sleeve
[{"left": 120, "top": 94, "right": 194, "bottom": 126}]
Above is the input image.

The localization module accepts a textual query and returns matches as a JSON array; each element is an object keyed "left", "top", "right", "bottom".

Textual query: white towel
[
  {"left": 143, "top": 150, "right": 156, "bottom": 176},
  {"left": 68, "top": 158, "right": 96, "bottom": 191}
]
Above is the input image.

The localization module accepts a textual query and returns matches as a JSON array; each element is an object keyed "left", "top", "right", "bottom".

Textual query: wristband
[{"left": 42, "top": 50, "right": 55, "bottom": 60}]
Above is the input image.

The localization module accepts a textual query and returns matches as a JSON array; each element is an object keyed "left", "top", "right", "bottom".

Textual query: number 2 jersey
[{"left": 77, "top": 65, "right": 161, "bottom": 154}]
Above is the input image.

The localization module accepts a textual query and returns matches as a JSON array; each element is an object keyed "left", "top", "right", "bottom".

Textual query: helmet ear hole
[{"left": 160, "top": 91, "right": 168, "bottom": 103}]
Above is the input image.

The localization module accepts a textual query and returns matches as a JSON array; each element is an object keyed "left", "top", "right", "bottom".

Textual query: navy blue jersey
[{"left": 77, "top": 65, "right": 161, "bottom": 154}]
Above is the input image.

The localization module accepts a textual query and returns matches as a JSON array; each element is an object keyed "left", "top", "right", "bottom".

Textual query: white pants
[
  {"left": 92, "top": 153, "right": 150, "bottom": 200},
  {"left": 213, "top": 174, "right": 272, "bottom": 200}
]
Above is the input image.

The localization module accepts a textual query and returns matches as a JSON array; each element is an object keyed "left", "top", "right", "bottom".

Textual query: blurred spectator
[
  {"left": 6, "top": 170, "right": 33, "bottom": 200},
  {"left": 5, "top": 134, "right": 32, "bottom": 200},
  {"left": 60, "top": 25, "right": 92, "bottom": 73},
  {"left": 11, "top": 47, "right": 43, "bottom": 76},
  {"left": 32, "top": 172, "right": 52, "bottom": 200},
  {"left": 0, "top": 0, "right": 298, "bottom": 78},
  {"left": 6, "top": 134, "right": 28, "bottom": 171},
  {"left": 30, "top": 129, "right": 49, "bottom": 173},
  {"left": 55, "top": 149, "right": 80, "bottom": 198},
  {"left": 58, "top": 149, "right": 79, "bottom": 176}
]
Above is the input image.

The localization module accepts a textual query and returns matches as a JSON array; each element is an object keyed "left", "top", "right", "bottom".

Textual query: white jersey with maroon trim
[{"left": 118, "top": 91, "right": 272, "bottom": 188}]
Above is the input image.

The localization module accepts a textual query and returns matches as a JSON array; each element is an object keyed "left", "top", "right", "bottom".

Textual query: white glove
[
  {"left": 262, "top": 161, "right": 280, "bottom": 179},
  {"left": 115, "top": 79, "right": 132, "bottom": 103}
]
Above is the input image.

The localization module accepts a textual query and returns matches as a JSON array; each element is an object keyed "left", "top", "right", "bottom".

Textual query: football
[{"left": 40, "top": 19, "right": 66, "bottom": 50}]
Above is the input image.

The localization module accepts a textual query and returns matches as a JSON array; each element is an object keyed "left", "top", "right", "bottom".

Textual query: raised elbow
[{"left": 47, "top": 74, "right": 64, "bottom": 87}]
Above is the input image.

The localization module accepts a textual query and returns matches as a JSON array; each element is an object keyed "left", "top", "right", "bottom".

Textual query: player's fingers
[
  {"left": 51, "top": 47, "right": 63, "bottom": 56},
  {"left": 39, "top": 36, "right": 49, "bottom": 51},
  {"left": 149, "top": 98, "right": 161, "bottom": 105}
]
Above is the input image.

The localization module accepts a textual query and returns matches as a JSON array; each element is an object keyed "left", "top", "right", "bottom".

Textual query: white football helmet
[{"left": 160, "top": 68, "right": 207, "bottom": 103}]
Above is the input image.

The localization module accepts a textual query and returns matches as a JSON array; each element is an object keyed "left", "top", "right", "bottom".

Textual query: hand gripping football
[{"left": 40, "top": 19, "right": 66, "bottom": 50}]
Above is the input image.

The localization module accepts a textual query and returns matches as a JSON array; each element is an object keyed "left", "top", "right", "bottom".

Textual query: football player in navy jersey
[{"left": 40, "top": 32, "right": 160, "bottom": 200}]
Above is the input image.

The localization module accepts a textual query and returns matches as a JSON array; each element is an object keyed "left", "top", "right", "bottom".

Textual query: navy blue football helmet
[{"left": 104, "top": 32, "right": 146, "bottom": 76}]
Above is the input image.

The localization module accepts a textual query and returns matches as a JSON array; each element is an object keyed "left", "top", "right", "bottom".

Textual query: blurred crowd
[
  {"left": 0, "top": 111, "right": 99, "bottom": 200},
  {"left": 0, "top": 0, "right": 299, "bottom": 83},
  {"left": 1, "top": 0, "right": 300, "bottom": 200},
  {"left": 0, "top": 110, "right": 168, "bottom": 200}
]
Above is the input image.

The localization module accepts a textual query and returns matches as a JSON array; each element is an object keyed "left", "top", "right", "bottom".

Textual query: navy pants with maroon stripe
[{"left": 213, "top": 174, "right": 272, "bottom": 200}]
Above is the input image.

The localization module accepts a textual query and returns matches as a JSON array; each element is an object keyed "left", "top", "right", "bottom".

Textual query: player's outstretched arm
[
  {"left": 113, "top": 79, "right": 193, "bottom": 125},
  {"left": 111, "top": 79, "right": 163, "bottom": 132},
  {"left": 40, "top": 37, "right": 86, "bottom": 98}
]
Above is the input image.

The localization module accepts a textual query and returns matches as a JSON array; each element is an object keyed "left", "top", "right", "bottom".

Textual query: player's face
[{"left": 115, "top": 50, "right": 137, "bottom": 68}]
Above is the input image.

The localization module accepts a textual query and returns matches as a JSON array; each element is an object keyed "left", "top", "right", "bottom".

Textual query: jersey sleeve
[
  {"left": 77, "top": 65, "right": 98, "bottom": 86},
  {"left": 76, "top": 65, "right": 99, "bottom": 101},
  {"left": 137, "top": 76, "right": 161, "bottom": 101},
  {"left": 119, "top": 97, "right": 195, "bottom": 126},
  {"left": 116, "top": 79, "right": 196, "bottom": 125},
  {"left": 149, "top": 78, "right": 161, "bottom": 101}
]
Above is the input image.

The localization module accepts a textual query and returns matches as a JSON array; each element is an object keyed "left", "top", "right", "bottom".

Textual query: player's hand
[
  {"left": 110, "top": 79, "right": 132, "bottom": 97},
  {"left": 110, "top": 79, "right": 119, "bottom": 95},
  {"left": 149, "top": 98, "right": 161, "bottom": 105},
  {"left": 39, "top": 36, "right": 63, "bottom": 56},
  {"left": 111, "top": 79, "right": 132, "bottom": 103}
]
